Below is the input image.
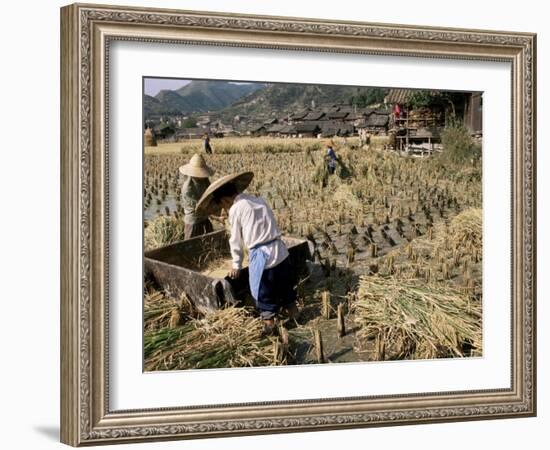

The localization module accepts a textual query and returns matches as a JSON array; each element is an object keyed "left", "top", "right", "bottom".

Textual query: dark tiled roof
[
  {"left": 327, "top": 111, "right": 349, "bottom": 119},
  {"left": 266, "top": 124, "right": 285, "bottom": 133},
  {"left": 290, "top": 109, "right": 310, "bottom": 120},
  {"left": 362, "top": 108, "right": 376, "bottom": 115},
  {"left": 278, "top": 124, "right": 297, "bottom": 134},
  {"left": 320, "top": 121, "right": 353, "bottom": 136},
  {"left": 337, "top": 105, "right": 354, "bottom": 114},
  {"left": 385, "top": 88, "right": 415, "bottom": 104},
  {"left": 295, "top": 121, "right": 322, "bottom": 133},
  {"left": 385, "top": 89, "right": 440, "bottom": 105},
  {"left": 366, "top": 115, "right": 389, "bottom": 127},
  {"left": 302, "top": 111, "right": 325, "bottom": 121},
  {"left": 175, "top": 127, "right": 209, "bottom": 137}
]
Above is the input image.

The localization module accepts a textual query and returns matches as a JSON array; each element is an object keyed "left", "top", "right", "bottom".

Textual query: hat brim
[
  {"left": 196, "top": 171, "right": 254, "bottom": 216},
  {"left": 178, "top": 165, "right": 215, "bottom": 178}
]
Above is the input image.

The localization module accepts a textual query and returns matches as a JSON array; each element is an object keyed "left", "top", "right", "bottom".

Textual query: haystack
[
  {"left": 144, "top": 127, "right": 157, "bottom": 147},
  {"left": 446, "top": 208, "right": 482, "bottom": 252},
  {"left": 354, "top": 275, "right": 482, "bottom": 360}
]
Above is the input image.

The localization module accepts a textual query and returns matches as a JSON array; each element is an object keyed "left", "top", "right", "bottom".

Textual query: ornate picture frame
[{"left": 60, "top": 3, "right": 536, "bottom": 446}]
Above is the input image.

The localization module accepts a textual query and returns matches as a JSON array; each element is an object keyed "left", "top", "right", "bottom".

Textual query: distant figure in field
[
  {"left": 179, "top": 153, "right": 214, "bottom": 240},
  {"left": 203, "top": 133, "right": 213, "bottom": 154},
  {"left": 359, "top": 129, "right": 371, "bottom": 148},
  {"left": 325, "top": 141, "right": 338, "bottom": 175}
]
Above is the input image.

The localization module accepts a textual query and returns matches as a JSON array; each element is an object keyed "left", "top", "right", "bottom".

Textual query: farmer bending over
[
  {"left": 325, "top": 141, "right": 338, "bottom": 175},
  {"left": 196, "top": 171, "right": 299, "bottom": 334}
]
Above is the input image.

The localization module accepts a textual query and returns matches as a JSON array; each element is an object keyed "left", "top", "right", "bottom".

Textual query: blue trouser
[{"left": 255, "top": 256, "right": 296, "bottom": 319}]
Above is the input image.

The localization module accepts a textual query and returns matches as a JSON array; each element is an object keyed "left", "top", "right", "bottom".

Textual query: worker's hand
[{"left": 228, "top": 268, "right": 240, "bottom": 279}]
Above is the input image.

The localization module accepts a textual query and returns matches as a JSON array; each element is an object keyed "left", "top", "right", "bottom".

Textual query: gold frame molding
[{"left": 60, "top": 3, "right": 536, "bottom": 446}]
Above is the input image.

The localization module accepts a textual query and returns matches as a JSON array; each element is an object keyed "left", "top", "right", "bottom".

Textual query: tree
[
  {"left": 182, "top": 116, "right": 197, "bottom": 128},
  {"left": 407, "top": 90, "right": 464, "bottom": 119},
  {"left": 351, "top": 87, "right": 386, "bottom": 108},
  {"left": 408, "top": 91, "right": 435, "bottom": 110},
  {"left": 440, "top": 119, "right": 481, "bottom": 163},
  {"left": 363, "top": 87, "right": 386, "bottom": 106}
]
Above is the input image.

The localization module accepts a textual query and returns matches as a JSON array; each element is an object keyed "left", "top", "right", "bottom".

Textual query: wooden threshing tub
[{"left": 144, "top": 230, "right": 312, "bottom": 313}]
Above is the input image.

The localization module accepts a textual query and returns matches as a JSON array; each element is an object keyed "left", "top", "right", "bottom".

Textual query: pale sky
[
  {"left": 144, "top": 78, "right": 253, "bottom": 97},
  {"left": 144, "top": 78, "right": 191, "bottom": 96}
]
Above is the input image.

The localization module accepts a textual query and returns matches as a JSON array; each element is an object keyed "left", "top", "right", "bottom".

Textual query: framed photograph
[{"left": 60, "top": 3, "right": 536, "bottom": 446}]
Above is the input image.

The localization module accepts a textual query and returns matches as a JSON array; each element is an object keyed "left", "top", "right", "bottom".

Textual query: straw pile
[
  {"left": 354, "top": 276, "right": 482, "bottom": 360},
  {"left": 446, "top": 208, "right": 482, "bottom": 251},
  {"left": 333, "top": 184, "right": 362, "bottom": 210},
  {"left": 144, "top": 289, "right": 196, "bottom": 332},
  {"left": 144, "top": 307, "right": 280, "bottom": 371},
  {"left": 312, "top": 160, "right": 330, "bottom": 186},
  {"left": 144, "top": 127, "right": 157, "bottom": 147},
  {"left": 144, "top": 215, "right": 185, "bottom": 251}
]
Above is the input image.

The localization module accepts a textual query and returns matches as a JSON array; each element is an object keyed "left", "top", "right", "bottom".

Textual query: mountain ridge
[
  {"left": 144, "top": 80, "right": 263, "bottom": 117},
  {"left": 217, "top": 83, "right": 387, "bottom": 121}
]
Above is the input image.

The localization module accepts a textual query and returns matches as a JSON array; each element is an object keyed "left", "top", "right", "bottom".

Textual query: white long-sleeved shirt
[{"left": 228, "top": 193, "right": 289, "bottom": 270}]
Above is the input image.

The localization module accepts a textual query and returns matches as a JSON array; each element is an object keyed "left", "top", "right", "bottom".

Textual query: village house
[
  {"left": 294, "top": 122, "right": 322, "bottom": 137},
  {"left": 326, "top": 110, "right": 349, "bottom": 121},
  {"left": 175, "top": 127, "right": 210, "bottom": 140},
  {"left": 153, "top": 122, "right": 176, "bottom": 140},
  {"left": 250, "top": 124, "right": 267, "bottom": 136},
  {"left": 320, "top": 121, "right": 354, "bottom": 137},
  {"left": 196, "top": 115, "right": 212, "bottom": 127},
  {"left": 266, "top": 123, "right": 286, "bottom": 137},
  {"left": 288, "top": 109, "right": 311, "bottom": 124},
  {"left": 301, "top": 110, "right": 325, "bottom": 122},
  {"left": 278, "top": 124, "right": 298, "bottom": 138},
  {"left": 232, "top": 114, "right": 248, "bottom": 124},
  {"left": 217, "top": 124, "right": 239, "bottom": 137},
  {"left": 383, "top": 88, "right": 484, "bottom": 152},
  {"left": 263, "top": 117, "right": 279, "bottom": 126},
  {"left": 355, "top": 113, "right": 390, "bottom": 135}
]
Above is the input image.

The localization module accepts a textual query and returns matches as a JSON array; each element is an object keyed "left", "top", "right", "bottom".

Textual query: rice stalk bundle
[
  {"left": 144, "top": 288, "right": 197, "bottom": 332},
  {"left": 144, "top": 215, "right": 186, "bottom": 251},
  {"left": 446, "top": 208, "right": 482, "bottom": 252},
  {"left": 312, "top": 160, "right": 329, "bottom": 185},
  {"left": 354, "top": 275, "right": 482, "bottom": 360},
  {"left": 144, "top": 290, "right": 179, "bottom": 331},
  {"left": 144, "top": 307, "right": 278, "bottom": 371},
  {"left": 333, "top": 184, "right": 362, "bottom": 210}
]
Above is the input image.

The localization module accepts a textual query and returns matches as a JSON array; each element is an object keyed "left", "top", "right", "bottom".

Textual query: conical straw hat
[
  {"left": 178, "top": 153, "right": 215, "bottom": 178},
  {"left": 196, "top": 171, "right": 254, "bottom": 215}
]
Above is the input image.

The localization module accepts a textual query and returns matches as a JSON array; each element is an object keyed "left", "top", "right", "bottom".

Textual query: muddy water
[{"left": 144, "top": 194, "right": 178, "bottom": 221}]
